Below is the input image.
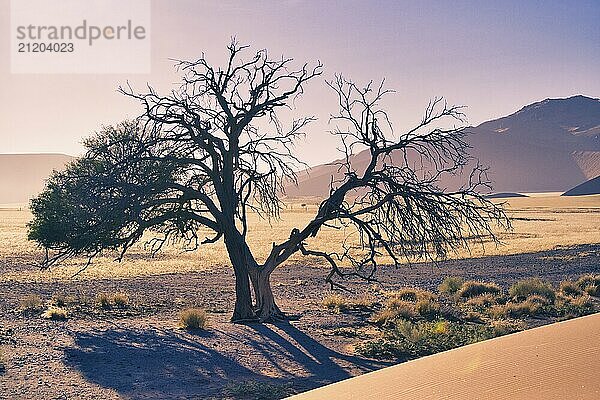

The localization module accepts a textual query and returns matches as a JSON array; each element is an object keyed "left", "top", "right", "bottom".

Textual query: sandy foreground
[{"left": 289, "top": 313, "right": 600, "bottom": 400}]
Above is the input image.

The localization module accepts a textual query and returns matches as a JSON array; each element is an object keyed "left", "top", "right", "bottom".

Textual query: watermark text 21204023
[{"left": 11, "top": 0, "right": 151, "bottom": 74}]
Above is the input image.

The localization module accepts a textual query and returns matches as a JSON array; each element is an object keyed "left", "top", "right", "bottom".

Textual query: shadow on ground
[{"left": 64, "top": 322, "right": 391, "bottom": 399}]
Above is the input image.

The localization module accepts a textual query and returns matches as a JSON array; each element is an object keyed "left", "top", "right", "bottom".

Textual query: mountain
[
  {"left": 0, "top": 154, "right": 74, "bottom": 204},
  {"left": 286, "top": 95, "right": 600, "bottom": 197},
  {"left": 562, "top": 175, "right": 600, "bottom": 196}
]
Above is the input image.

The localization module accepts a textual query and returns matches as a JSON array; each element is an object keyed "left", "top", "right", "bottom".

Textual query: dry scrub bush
[
  {"left": 509, "top": 278, "right": 555, "bottom": 301},
  {"left": 490, "top": 297, "right": 544, "bottom": 319},
  {"left": 415, "top": 298, "right": 440, "bottom": 318},
  {"left": 112, "top": 293, "right": 129, "bottom": 308},
  {"left": 576, "top": 275, "right": 600, "bottom": 297},
  {"left": 19, "top": 295, "right": 43, "bottom": 312},
  {"left": 42, "top": 307, "right": 67, "bottom": 321},
  {"left": 559, "top": 281, "right": 583, "bottom": 298},
  {"left": 438, "top": 277, "right": 464, "bottom": 295},
  {"left": 387, "top": 288, "right": 436, "bottom": 303},
  {"left": 179, "top": 308, "right": 209, "bottom": 330},
  {"left": 466, "top": 293, "right": 498, "bottom": 307},
  {"left": 458, "top": 281, "right": 501, "bottom": 298},
  {"left": 372, "top": 300, "right": 417, "bottom": 325},
  {"left": 490, "top": 319, "right": 524, "bottom": 336}
]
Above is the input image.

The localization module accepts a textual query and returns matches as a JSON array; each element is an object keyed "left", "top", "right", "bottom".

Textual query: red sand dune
[{"left": 288, "top": 313, "right": 600, "bottom": 400}]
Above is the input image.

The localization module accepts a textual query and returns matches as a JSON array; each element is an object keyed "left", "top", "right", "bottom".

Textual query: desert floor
[{"left": 0, "top": 195, "right": 599, "bottom": 399}]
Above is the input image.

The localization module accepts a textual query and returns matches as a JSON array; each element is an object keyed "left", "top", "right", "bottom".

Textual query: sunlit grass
[{"left": 1, "top": 195, "right": 599, "bottom": 283}]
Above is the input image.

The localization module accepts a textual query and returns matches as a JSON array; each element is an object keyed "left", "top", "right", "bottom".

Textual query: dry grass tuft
[
  {"left": 466, "top": 293, "right": 498, "bottom": 307},
  {"left": 457, "top": 281, "right": 501, "bottom": 298},
  {"left": 112, "top": 293, "right": 129, "bottom": 308},
  {"left": 438, "top": 277, "right": 464, "bottom": 295},
  {"left": 559, "top": 280, "right": 583, "bottom": 297},
  {"left": 96, "top": 292, "right": 130, "bottom": 309},
  {"left": 179, "top": 308, "right": 209, "bottom": 330},
  {"left": 322, "top": 294, "right": 350, "bottom": 312},
  {"left": 491, "top": 297, "right": 544, "bottom": 319},
  {"left": 415, "top": 298, "right": 440, "bottom": 318},
  {"left": 19, "top": 294, "right": 43, "bottom": 312},
  {"left": 509, "top": 278, "right": 556, "bottom": 301},
  {"left": 42, "top": 307, "right": 67, "bottom": 321}
]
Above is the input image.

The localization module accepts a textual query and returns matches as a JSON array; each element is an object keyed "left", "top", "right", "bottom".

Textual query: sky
[{"left": 1, "top": 0, "right": 599, "bottom": 166}]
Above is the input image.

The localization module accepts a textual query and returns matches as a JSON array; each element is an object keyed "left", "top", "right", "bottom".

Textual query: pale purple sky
[{"left": 1, "top": 0, "right": 599, "bottom": 166}]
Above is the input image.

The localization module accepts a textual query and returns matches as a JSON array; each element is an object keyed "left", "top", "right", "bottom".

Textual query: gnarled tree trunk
[
  {"left": 249, "top": 264, "right": 284, "bottom": 322},
  {"left": 225, "top": 232, "right": 260, "bottom": 322}
]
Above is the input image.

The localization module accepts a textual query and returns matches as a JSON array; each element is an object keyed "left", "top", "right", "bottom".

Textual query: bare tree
[{"left": 29, "top": 41, "right": 509, "bottom": 322}]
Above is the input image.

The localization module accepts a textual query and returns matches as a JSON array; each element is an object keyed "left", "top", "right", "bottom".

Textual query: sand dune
[
  {"left": 286, "top": 96, "right": 600, "bottom": 196},
  {"left": 288, "top": 313, "right": 600, "bottom": 400},
  {"left": 0, "top": 153, "right": 73, "bottom": 203},
  {"left": 563, "top": 175, "right": 600, "bottom": 196}
]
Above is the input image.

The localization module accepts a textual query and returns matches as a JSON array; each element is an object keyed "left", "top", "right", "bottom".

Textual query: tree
[{"left": 28, "top": 41, "right": 509, "bottom": 322}]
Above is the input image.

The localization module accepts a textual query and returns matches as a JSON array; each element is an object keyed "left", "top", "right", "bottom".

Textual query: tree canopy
[{"left": 29, "top": 41, "right": 510, "bottom": 322}]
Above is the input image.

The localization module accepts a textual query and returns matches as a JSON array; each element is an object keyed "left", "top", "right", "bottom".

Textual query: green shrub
[
  {"left": 438, "top": 277, "right": 464, "bottom": 295},
  {"left": 224, "top": 380, "right": 294, "bottom": 400},
  {"left": 555, "top": 294, "right": 594, "bottom": 318},
  {"left": 509, "top": 278, "right": 555, "bottom": 301},
  {"left": 457, "top": 281, "right": 501, "bottom": 298},
  {"left": 356, "top": 320, "right": 497, "bottom": 359},
  {"left": 42, "top": 307, "right": 67, "bottom": 321},
  {"left": 179, "top": 308, "right": 209, "bottom": 330},
  {"left": 19, "top": 294, "right": 43, "bottom": 312}
]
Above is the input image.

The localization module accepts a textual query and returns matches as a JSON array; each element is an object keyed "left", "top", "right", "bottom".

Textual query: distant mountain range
[
  {"left": 1, "top": 96, "right": 598, "bottom": 204},
  {"left": 286, "top": 95, "right": 600, "bottom": 197},
  {"left": 0, "top": 154, "right": 73, "bottom": 204}
]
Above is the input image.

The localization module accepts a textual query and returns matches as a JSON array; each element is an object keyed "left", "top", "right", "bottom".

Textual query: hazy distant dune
[
  {"left": 562, "top": 175, "right": 600, "bottom": 196},
  {"left": 0, "top": 153, "right": 74, "bottom": 204},
  {"left": 286, "top": 96, "right": 600, "bottom": 197}
]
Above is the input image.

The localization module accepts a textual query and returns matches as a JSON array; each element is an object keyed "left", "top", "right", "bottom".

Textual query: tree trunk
[
  {"left": 231, "top": 263, "right": 257, "bottom": 322},
  {"left": 249, "top": 264, "right": 285, "bottom": 322},
  {"left": 225, "top": 233, "right": 258, "bottom": 323}
]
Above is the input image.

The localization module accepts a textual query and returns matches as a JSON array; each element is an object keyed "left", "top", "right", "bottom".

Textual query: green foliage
[
  {"left": 223, "top": 380, "right": 295, "bottom": 400},
  {"left": 27, "top": 121, "right": 186, "bottom": 264},
  {"left": 438, "top": 276, "right": 464, "bottom": 294},
  {"left": 356, "top": 319, "right": 498, "bottom": 359},
  {"left": 509, "top": 278, "right": 555, "bottom": 301},
  {"left": 457, "top": 281, "right": 501, "bottom": 298}
]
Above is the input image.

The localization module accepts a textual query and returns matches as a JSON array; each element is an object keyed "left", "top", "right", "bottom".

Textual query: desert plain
[{"left": 0, "top": 193, "right": 599, "bottom": 399}]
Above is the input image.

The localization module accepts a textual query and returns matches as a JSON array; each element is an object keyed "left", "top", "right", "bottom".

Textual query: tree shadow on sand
[{"left": 64, "top": 323, "right": 391, "bottom": 399}]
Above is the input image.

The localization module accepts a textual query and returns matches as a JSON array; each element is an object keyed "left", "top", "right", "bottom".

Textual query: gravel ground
[{"left": 1, "top": 243, "right": 599, "bottom": 399}]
